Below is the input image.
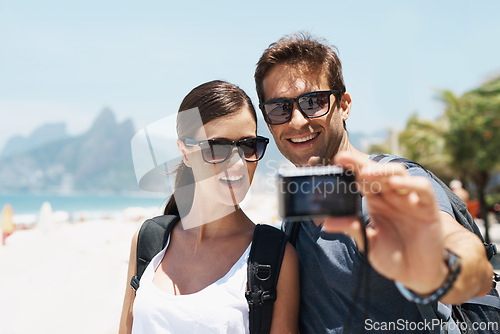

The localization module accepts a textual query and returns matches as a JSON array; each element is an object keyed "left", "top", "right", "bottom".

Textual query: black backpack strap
[
  {"left": 246, "top": 224, "right": 288, "bottom": 334},
  {"left": 371, "top": 154, "right": 387, "bottom": 163},
  {"left": 465, "top": 295, "right": 500, "bottom": 310},
  {"left": 130, "top": 215, "right": 180, "bottom": 291},
  {"left": 282, "top": 219, "right": 300, "bottom": 247}
]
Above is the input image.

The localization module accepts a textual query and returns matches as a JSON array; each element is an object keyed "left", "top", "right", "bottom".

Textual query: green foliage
[
  {"left": 396, "top": 75, "right": 500, "bottom": 242},
  {"left": 394, "top": 113, "right": 454, "bottom": 181},
  {"left": 442, "top": 76, "right": 500, "bottom": 179}
]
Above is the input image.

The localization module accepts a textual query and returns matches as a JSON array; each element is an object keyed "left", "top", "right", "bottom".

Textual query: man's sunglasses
[
  {"left": 182, "top": 136, "right": 269, "bottom": 164},
  {"left": 259, "top": 90, "right": 340, "bottom": 125}
]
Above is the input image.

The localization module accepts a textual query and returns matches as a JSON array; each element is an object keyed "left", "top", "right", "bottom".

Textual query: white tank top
[{"left": 132, "top": 238, "right": 251, "bottom": 334}]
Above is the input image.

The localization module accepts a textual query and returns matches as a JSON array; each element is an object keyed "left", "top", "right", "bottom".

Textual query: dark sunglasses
[
  {"left": 182, "top": 136, "right": 269, "bottom": 164},
  {"left": 259, "top": 90, "right": 340, "bottom": 125}
]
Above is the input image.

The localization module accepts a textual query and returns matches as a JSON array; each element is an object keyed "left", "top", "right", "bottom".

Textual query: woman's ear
[
  {"left": 339, "top": 93, "right": 352, "bottom": 122},
  {"left": 177, "top": 139, "right": 192, "bottom": 168}
]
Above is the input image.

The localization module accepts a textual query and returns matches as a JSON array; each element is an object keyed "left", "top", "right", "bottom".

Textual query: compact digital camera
[{"left": 277, "top": 165, "right": 359, "bottom": 220}]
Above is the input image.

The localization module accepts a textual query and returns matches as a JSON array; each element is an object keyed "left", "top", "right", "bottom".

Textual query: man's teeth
[
  {"left": 221, "top": 175, "right": 243, "bottom": 182},
  {"left": 290, "top": 133, "right": 317, "bottom": 143}
]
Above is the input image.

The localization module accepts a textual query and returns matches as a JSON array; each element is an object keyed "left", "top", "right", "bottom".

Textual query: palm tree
[
  {"left": 440, "top": 76, "right": 500, "bottom": 243},
  {"left": 392, "top": 76, "right": 500, "bottom": 243},
  {"left": 397, "top": 113, "right": 453, "bottom": 180}
]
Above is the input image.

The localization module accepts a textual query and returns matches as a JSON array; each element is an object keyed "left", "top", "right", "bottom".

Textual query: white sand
[{"left": 0, "top": 218, "right": 142, "bottom": 334}]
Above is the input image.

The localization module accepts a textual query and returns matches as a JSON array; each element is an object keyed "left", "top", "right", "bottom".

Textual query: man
[
  {"left": 255, "top": 33, "right": 493, "bottom": 333},
  {"left": 450, "top": 179, "right": 470, "bottom": 203}
]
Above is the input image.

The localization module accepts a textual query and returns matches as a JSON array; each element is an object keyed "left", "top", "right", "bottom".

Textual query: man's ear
[
  {"left": 177, "top": 139, "right": 192, "bottom": 168},
  {"left": 339, "top": 93, "right": 352, "bottom": 122}
]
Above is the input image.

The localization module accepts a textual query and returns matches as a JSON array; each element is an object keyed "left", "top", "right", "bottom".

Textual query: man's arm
[
  {"left": 322, "top": 151, "right": 493, "bottom": 304},
  {"left": 439, "top": 212, "right": 492, "bottom": 304}
]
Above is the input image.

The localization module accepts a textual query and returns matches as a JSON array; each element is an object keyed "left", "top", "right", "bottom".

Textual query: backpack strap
[
  {"left": 246, "top": 224, "right": 288, "bottom": 334},
  {"left": 417, "top": 295, "right": 500, "bottom": 334},
  {"left": 465, "top": 295, "right": 500, "bottom": 310},
  {"left": 416, "top": 303, "right": 462, "bottom": 334},
  {"left": 130, "top": 215, "right": 180, "bottom": 291},
  {"left": 282, "top": 219, "right": 300, "bottom": 247}
]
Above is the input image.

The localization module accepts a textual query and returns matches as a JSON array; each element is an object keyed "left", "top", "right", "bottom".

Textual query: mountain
[
  {"left": 0, "top": 123, "right": 68, "bottom": 158},
  {"left": 0, "top": 108, "right": 138, "bottom": 193}
]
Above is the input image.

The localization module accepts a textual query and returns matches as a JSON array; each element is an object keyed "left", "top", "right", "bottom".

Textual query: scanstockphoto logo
[
  {"left": 263, "top": 159, "right": 382, "bottom": 198},
  {"left": 276, "top": 174, "right": 358, "bottom": 199},
  {"left": 364, "top": 318, "right": 499, "bottom": 332}
]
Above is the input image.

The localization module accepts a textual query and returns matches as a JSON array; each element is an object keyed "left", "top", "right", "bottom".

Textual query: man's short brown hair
[{"left": 255, "top": 32, "right": 346, "bottom": 106}]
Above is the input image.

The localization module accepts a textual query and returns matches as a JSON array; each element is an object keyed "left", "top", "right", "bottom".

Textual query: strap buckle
[
  {"left": 491, "top": 243, "right": 498, "bottom": 256},
  {"left": 245, "top": 289, "right": 277, "bottom": 306},
  {"left": 130, "top": 275, "right": 140, "bottom": 291}
]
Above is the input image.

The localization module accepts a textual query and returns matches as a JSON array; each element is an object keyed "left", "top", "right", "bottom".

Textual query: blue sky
[{"left": 1, "top": 0, "right": 499, "bottom": 151}]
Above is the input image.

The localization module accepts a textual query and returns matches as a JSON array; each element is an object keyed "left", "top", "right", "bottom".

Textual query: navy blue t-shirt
[{"left": 293, "top": 155, "right": 455, "bottom": 333}]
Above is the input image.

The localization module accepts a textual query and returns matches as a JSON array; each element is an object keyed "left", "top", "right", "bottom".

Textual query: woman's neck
[{"left": 180, "top": 199, "right": 254, "bottom": 240}]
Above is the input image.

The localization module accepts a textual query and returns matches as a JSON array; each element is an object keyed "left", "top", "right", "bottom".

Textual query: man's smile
[{"left": 287, "top": 132, "right": 319, "bottom": 145}]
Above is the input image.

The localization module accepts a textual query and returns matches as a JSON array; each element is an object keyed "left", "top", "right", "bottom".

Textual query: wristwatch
[{"left": 395, "top": 249, "right": 462, "bottom": 305}]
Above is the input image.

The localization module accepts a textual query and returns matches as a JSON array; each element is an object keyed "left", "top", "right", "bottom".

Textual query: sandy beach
[
  {"left": 0, "top": 193, "right": 499, "bottom": 334},
  {"left": 0, "top": 218, "right": 143, "bottom": 334},
  {"left": 0, "top": 191, "right": 279, "bottom": 334}
]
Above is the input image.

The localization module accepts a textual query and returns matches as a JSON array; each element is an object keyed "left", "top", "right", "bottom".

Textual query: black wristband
[{"left": 395, "top": 249, "right": 461, "bottom": 305}]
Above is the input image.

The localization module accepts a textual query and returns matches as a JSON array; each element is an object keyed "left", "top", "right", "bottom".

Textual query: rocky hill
[{"left": 0, "top": 108, "right": 138, "bottom": 193}]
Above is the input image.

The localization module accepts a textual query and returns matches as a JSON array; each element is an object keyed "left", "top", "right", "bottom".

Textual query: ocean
[{"left": 0, "top": 192, "right": 168, "bottom": 222}]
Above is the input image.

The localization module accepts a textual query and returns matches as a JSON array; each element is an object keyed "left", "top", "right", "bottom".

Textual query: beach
[
  {"left": 0, "top": 191, "right": 279, "bottom": 334},
  {"left": 0, "top": 193, "right": 499, "bottom": 334},
  {"left": 0, "top": 218, "right": 143, "bottom": 334}
]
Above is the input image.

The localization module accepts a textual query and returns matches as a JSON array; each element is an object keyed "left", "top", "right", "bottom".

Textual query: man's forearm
[{"left": 440, "top": 216, "right": 493, "bottom": 304}]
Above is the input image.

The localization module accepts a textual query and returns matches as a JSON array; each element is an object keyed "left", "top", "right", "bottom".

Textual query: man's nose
[{"left": 288, "top": 103, "right": 309, "bottom": 128}]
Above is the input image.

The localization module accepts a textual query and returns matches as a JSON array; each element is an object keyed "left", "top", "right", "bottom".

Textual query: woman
[{"left": 119, "top": 80, "right": 299, "bottom": 333}]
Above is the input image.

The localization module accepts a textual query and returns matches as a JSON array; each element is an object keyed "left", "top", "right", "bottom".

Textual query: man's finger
[
  {"left": 387, "top": 175, "right": 436, "bottom": 206},
  {"left": 322, "top": 215, "right": 361, "bottom": 235},
  {"left": 334, "top": 151, "right": 407, "bottom": 178}
]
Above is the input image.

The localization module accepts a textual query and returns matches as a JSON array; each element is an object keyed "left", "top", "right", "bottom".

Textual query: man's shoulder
[
  {"left": 369, "top": 153, "right": 407, "bottom": 163},
  {"left": 369, "top": 154, "right": 426, "bottom": 172}
]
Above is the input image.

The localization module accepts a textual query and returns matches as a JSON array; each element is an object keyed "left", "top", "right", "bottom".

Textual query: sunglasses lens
[
  {"left": 197, "top": 138, "right": 268, "bottom": 163},
  {"left": 240, "top": 142, "right": 258, "bottom": 161},
  {"left": 263, "top": 101, "right": 293, "bottom": 124},
  {"left": 263, "top": 91, "right": 332, "bottom": 124},
  {"left": 200, "top": 142, "right": 231, "bottom": 163},
  {"left": 298, "top": 92, "right": 330, "bottom": 117},
  {"left": 240, "top": 138, "right": 267, "bottom": 161}
]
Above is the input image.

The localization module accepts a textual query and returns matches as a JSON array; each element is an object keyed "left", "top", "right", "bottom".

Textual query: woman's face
[{"left": 181, "top": 106, "right": 259, "bottom": 207}]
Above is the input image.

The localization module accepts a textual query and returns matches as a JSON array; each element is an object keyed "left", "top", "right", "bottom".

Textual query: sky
[{"left": 1, "top": 0, "right": 500, "bottom": 152}]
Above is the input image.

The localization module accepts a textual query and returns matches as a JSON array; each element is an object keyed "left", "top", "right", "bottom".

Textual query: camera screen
[{"left": 278, "top": 170, "right": 359, "bottom": 220}]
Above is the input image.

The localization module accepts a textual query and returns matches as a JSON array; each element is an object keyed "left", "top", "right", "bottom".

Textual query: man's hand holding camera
[{"left": 322, "top": 152, "right": 492, "bottom": 301}]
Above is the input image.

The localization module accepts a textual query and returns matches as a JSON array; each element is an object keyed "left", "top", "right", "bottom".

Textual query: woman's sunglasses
[
  {"left": 182, "top": 136, "right": 269, "bottom": 164},
  {"left": 259, "top": 90, "right": 340, "bottom": 125}
]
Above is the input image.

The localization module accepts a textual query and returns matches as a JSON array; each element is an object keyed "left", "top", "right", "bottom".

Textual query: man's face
[{"left": 262, "top": 64, "right": 350, "bottom": 166}]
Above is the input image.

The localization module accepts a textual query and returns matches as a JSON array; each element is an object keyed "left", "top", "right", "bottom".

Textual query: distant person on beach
[
  {"left": 254, "top": 32, "right": 494, "bottom": 333},
  {"left": 450, "top": 179, "right": 470, "bottom": 203},
  {"left": 119, "top": 80, "right": 299, "bottom": 333},
  {"left": 1, "top": 204, "right": 15, "bottom": 245}
]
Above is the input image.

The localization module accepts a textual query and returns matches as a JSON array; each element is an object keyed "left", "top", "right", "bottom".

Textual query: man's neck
[{"left": 330, "top": 134, "right": 370, "bottom": 165}]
